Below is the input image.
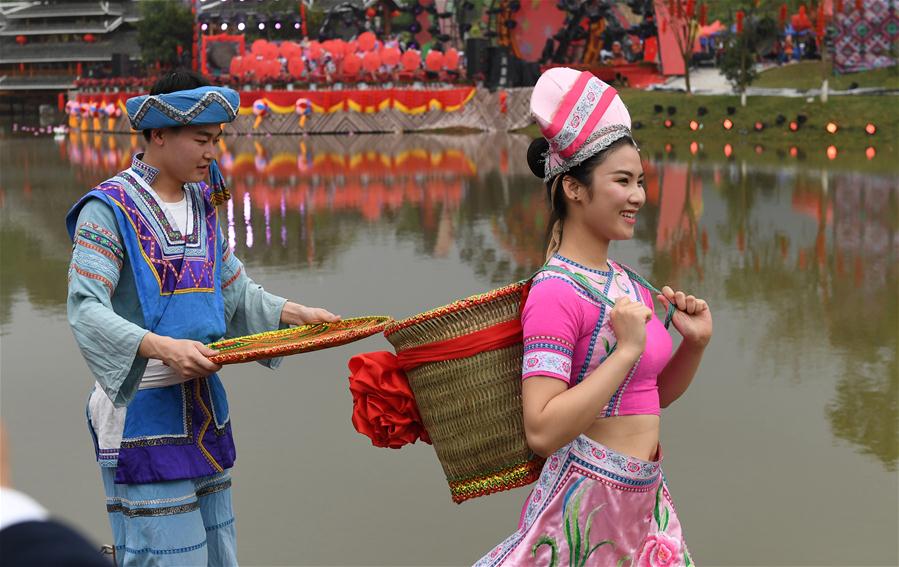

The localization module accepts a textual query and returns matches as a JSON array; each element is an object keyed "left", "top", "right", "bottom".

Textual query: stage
[{"left": 68, "top": 86, "right": 535, "bottom": 134}]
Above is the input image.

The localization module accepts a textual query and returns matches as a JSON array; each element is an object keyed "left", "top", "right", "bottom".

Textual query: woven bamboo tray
[{"left": 208, "top": 316, "right": 392, "bottom": 365}]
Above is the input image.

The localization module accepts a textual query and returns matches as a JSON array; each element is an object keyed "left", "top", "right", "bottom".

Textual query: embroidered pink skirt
[{"left": 474, "top": 435, "right": 692, "bottom": 567}]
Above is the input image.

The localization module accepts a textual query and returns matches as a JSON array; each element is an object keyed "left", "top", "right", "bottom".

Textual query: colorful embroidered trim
[
  {"left": 448, "top": 457, "right": 545, "bottom": 504},
  {"left": 207, "top": 316, "right": 393, "bottom": 364}
]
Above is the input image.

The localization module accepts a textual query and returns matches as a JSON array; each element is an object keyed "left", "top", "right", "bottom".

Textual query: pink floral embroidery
[
  {"left": 570, "top": 115, "right": 581, "bottom": 128},
  {"left": 562, "top": 362, "right": 571, "bottom": 373},
  {"left": 549, "top": 456, "right": 560, "bottom": 470},
  {"left": 526, "top": 357, "right": 539, "bottom": 368},
  {"left": 637, "top": 532, "right": 682, "bottom": 567},
  {"left": 627, "top": 462, "right": 641, "bottom": 472},
  {"left": 591, "top": 448, "right": 607, "bottom": 460}
]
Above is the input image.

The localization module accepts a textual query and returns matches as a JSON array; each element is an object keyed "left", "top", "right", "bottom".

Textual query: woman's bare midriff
[{"left": 584, "top": 414, "right": 661, "bottom": 461}]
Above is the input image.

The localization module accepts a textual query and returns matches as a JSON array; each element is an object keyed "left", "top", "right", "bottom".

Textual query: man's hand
[{"left": 139, "top": 334, "right": 222, "bottom": 378}]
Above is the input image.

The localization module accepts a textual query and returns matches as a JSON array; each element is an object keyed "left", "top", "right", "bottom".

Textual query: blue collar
[{"left": 130, "top": 153, "right": 159, "bottom": 185}]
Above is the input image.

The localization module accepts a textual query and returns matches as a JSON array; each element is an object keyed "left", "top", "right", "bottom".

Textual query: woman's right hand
[
  {"left": 609, "top": 297, "right": 652, "bottom": 357},
  {"left": 139, "top": 333, "right": 222, "bottom": 379}
]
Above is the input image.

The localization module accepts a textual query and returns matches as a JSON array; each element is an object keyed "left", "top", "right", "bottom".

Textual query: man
[{"left": 66, "top": 71, "right": 338, "bottom": 565}]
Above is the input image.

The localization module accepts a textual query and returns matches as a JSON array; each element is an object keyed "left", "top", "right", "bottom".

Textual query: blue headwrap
[{"left": 126, "top": 86, "right": 240, "bottom": 205}]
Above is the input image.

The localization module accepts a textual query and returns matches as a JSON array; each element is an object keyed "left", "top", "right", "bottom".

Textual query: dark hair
[
  {"left": 142, "top": 70, "right": 211, "bottom": 141},
  {"left": 526, "top": 135, "right": 637, "bottom": 246}
]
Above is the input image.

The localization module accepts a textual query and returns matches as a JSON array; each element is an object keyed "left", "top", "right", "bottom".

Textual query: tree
[
  {"left": 719, "top": 9, "right": 777, "bottom": 104},
  {"left": 657, "top": 0, "right": 707, "bottom": 94},
  {"left": 137, "top": 0, "right": 194, "bottom": 68}
]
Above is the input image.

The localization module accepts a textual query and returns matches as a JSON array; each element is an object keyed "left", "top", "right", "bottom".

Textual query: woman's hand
[
  {"left": 280, "top": 302, "right": 341, "bottom": 326},
  {"left": 657, "top": 286, "right": 713, "bottom": 348},
  {"left": 609, "top": 297, "right": 653, "bottom": 356}
]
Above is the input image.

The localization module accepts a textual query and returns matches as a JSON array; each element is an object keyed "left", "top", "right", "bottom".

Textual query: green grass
[{"left": 753, "top": 61, "right": 899, "bottom": 90}]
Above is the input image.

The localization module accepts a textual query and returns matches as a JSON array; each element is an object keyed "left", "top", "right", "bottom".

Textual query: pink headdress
[{"left": 530, "top": 68, "right": 632, "bottom": 182}]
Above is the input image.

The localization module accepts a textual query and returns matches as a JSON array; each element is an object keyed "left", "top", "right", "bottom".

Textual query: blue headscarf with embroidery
[{"left": 126, "top": 86, "right": 239, "bottom": 206}]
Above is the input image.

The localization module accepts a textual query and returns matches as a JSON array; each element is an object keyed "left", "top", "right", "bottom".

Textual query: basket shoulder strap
[
  {"left": 611, "top": 262, "right": 676, "bottom": 330},
  {"left": 535, "top": 265, "right": 616, "bottom": 309}
]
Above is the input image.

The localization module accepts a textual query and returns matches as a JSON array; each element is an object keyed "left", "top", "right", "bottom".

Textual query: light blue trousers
[{"left": 101, "top": 467, "right": 237, "bottom": 566}]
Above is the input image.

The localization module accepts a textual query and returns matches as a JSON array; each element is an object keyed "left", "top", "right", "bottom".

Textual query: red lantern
[
  {"left": 382, "top": 46, "right": 401, "bottom": 67},
  {"left": 342, "top": 54, "right": 361, "bottom": 76},
  {"left": 15, "top": 35, "right": 26, "bottom": 45},
  {"left": 779, "top": 4, "right": 788, "bottom": 27},
  {"left": 401, "top": 49, "right": 421, "bottom": 71},
  {"left": 425, "top": 50, "right": 444, "bottom": 72},
  {"left": 362, "top": 50, "right": 382, "bottom": 73},
  {"left": 307, "top": 41, "right": 323, "bottom": 61},
  {"left": 358, "top": 31, "right": 376, "bottom": 52},
  {"left": 444, "top": 48, "right": 460, "bottom": 70},
  {"left": 685, "top": 0, "right": 695, "bottom": 20},
  {"left": 736, "top": 10, "right": 744, "bottom": 33},
  {"left": 288, "top": 57, "right": 306, "bottom": 79},
  {"left": 366, "top": 7, "right": 377, "bottom": 19},
  {"left": 279, "top": 41, "right": 301, "bottom": 59},
  {"left": 83, "top": 33, "right": 96, "bottom": 43},
  {"left": 699, "top": 3, "right": 708, "bottom": 26},
  {"left": 229, "top": 56, "right": 244, "bottom": 76}
]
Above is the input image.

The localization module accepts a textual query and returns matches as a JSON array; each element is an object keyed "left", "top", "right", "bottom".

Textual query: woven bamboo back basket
[{"left": 384, "top": 281, "right": 544, "bottom": 503}]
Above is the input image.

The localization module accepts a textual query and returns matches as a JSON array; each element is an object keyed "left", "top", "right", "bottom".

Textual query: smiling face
[
  {"left": 150, "top": 124, "right": 223, "bottom": 184},
  {"left": 563, "top": 142, "right": 646, "bottom": 242}
]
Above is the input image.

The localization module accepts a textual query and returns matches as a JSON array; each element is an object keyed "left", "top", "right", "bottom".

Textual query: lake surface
[{"left": 0, "top": 130, "right": 896, "bottom": 566}]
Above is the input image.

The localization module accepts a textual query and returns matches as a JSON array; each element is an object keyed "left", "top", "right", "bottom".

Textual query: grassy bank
[{"left": 753, "top": 61, "right": 899, "bottom": 91}]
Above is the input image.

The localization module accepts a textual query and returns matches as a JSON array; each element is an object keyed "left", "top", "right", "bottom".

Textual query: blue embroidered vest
[{"left": 66, "top": 165, "right": 235, "bottom": 484}]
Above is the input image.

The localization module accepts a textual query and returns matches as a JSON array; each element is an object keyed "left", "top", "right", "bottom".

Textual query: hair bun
[{"left": 527, "top": 137, "right": 549, "bottom": 179}]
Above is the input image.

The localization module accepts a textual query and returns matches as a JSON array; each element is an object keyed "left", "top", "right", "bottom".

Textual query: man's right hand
[{"left": 138, "top": 333, "right": 222, "bottom": 379}]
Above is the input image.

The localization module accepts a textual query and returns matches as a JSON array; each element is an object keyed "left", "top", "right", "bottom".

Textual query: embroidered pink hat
[{"left": 530, "top": 68, "right": 632, "bottom": 182}]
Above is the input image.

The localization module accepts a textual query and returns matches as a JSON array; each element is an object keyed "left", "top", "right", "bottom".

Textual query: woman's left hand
[
  {"left": 657, "top": 286, "right": 713, "bottom": 348},
  {"left": 281, "top": 302, "right": 342, "bottom": 326}
]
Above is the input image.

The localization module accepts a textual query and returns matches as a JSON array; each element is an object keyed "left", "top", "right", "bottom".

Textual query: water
[{"left": 0, "top": 131, "right": 896, "bottom": 566}]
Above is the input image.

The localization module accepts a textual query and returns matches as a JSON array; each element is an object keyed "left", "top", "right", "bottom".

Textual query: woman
[{"left": 475, "top": 68, "right": 712, "bottom": 566}]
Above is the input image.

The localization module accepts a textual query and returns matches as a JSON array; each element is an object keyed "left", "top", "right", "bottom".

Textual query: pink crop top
[{"left": 521, "top": 254, "right": 673, "bottom": 417}]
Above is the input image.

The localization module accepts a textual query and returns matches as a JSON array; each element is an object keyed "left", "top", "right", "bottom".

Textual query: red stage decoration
[
  {"left": 358, "top": 31, "right": 377, "bottom": 52},
  {"left": 401, "top": 49, "right": 421, "bottom": 71},
  {"left": 252, "top": 98, "right": 269, "bottom": 129},
  {"left": 425, "top": 50, "right": 444, "bottom": 72},
  {"left": 342, "top": 54, "right": 362, "bottom": 76},
  {"left": 382, "top": 46, "right": 401, "bottom": 67},
  {"left": 362, "top": 50, "right": 382, "bottom": 73},
  {"left": 251, "top": 39, "right": 279, "bottom": 60},
  {"left": 736, "top": 10, "right": 744, "bottom": 33},
  {"left": 287, "top": 57, "right": 305, "bottom": 80},
  {"left": 279, "top": 41, "right": 301, "bottom": 59},
  {"left": 295, "top": 97, "right": 312, "bottom": 128},
  {"left": 444, "top": 48, "right": 460, "bottom": 70},
  {"left": 816, "top": 3, "right": 825, "bottom": 39},
  {"left": 779, "top": 3, "right": 788, "bottom": 27},
  {"left": 307, "top": 40, "right": 323, "bottom": 61},
  {"left": 202, "top": 34, "right": 246, "bottom": 76},
  {"left": 229, "top": 56, "right": 244, "bottom": 77},
  {"left": 699, "top": 3, "right": 708, "bottom": 26},
  {"left": 235, "top": 88, "right": 476, "bottom": 116},
  {"left": 15, "top": 35, "right": 26, "bottom": 45}
]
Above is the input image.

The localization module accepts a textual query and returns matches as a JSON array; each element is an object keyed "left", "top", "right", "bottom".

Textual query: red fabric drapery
[{"left": 238, "top": 87, "right": 475, "bottom": 115}]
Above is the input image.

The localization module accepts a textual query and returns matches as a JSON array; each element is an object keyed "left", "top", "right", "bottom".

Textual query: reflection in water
[
  {"left": 5, "top": 132, "right": 896, "bottom": 471},
  {"left": 0, "top": 131, "right": 896, "bottom": 563}
]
